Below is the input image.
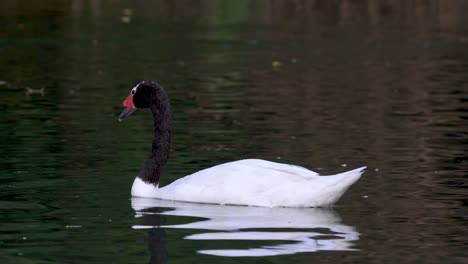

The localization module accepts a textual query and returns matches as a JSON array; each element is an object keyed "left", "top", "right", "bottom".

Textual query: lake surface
[{"left": 0, "top": 1, "right": 467, "bottom": 263}]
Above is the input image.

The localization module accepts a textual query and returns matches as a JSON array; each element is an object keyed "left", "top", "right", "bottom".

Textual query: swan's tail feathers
[
  {"left": 316, "top": 166, "right": 366, "bottom": 206},
  {"left": 334, "top": 166, "right": 365, "bottom": 183},
  {"left": 336, "top": 166, "right": 366, "bottom": 179},
  {"left": 323, "top": 166, "right": 366, "bottom": 192}
]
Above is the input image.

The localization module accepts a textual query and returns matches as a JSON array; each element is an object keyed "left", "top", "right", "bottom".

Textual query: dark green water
[{"left": 1, "top": 1, "right": 467, "bottom": 263}]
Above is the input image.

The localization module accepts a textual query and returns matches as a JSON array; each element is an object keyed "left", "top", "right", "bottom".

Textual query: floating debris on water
[
  {"left": 272, "top": 61, "right": 282, "bottom": 68},
  {"left": 121, "top": 8, "right": 133, "bottom": 23},
  {"left": 121, "top": 16, "right": 131, "bottom": 23},
  {"left": 25, "top": 87, "right": 45, "bottom": 96},
  {"left": 65, "top": 225, "right": 82, "bottom": 229},
  {"left": 341, "top": 164, "right": 347, "bottom": 167}
]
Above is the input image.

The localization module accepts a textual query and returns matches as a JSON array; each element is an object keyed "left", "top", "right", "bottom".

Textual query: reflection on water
[{"left": 131, "top": 198, "right": 359, "bottom": 257}]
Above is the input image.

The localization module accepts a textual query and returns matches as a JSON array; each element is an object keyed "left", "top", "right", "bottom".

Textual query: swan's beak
[{"left": 118, "top": 94, "right": 137, "bottom": 122}]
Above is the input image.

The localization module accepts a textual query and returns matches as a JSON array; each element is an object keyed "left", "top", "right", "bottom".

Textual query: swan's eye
[{"left": 131, "top": 81, "right": 143, "bottom": 95}]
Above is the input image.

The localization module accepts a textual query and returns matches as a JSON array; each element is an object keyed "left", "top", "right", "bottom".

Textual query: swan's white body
[{"left": 131, "top": 159, "right": 365, "bottom": 207}]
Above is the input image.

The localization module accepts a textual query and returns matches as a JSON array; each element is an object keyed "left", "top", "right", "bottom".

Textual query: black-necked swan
[{"left": 118, "top": 80, "right": 366, "bottom": 207}]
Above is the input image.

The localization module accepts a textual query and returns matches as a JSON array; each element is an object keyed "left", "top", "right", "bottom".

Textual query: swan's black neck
[{"left": 138, "top": 85, "right": 172, "bottom": 186}]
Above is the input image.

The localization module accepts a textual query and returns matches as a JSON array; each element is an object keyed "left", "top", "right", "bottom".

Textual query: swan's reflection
[{"left": 132, "top": 198, "right": 359, "bottom": 257}]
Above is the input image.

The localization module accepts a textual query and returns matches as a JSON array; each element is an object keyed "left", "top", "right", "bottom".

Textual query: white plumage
[{"left": 132, "top": 159, "right": 365, "bottom": 207}]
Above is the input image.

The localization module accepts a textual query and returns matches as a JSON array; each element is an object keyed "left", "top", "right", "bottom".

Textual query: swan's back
[{"left": 153, "top": 159, "right": 365, "bottom": 207}]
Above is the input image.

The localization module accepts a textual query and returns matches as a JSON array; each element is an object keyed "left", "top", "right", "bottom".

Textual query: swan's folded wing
[{"left": 230, "top": 159, "right": 319, "bottom": 178}]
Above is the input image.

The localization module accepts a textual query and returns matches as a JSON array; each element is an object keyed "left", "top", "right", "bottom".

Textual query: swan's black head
[{"left": 118, "top": 80, "right": 166, "bottom": 122}]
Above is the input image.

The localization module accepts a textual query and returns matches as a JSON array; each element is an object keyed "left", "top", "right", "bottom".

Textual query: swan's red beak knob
[
  {"left": 118, "top": 94, "right": 137, "bottom": 122},
  {"left": 122, "top": 94, "right": 134, "bottom": 110}
]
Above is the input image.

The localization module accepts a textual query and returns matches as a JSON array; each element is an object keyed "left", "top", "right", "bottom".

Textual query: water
[{"left": 1, "top": 1, "right": 467, "bottom": 263}]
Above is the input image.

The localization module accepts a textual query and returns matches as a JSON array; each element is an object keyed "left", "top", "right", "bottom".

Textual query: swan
[{"left": 118, "top": 80, "right": 366, "bottom": 207}]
